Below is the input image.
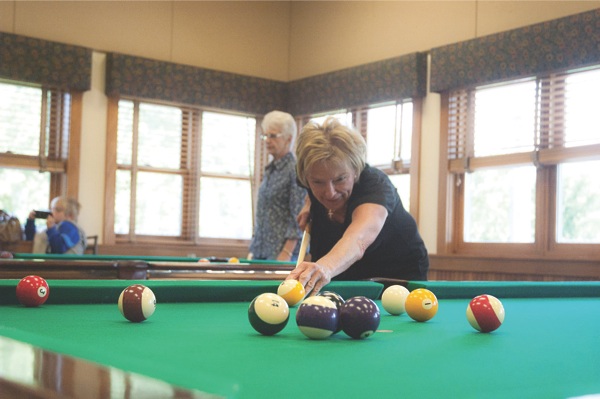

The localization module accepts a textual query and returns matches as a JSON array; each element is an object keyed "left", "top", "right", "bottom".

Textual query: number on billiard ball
[
  {"left": 118, "top": 284, "right": 156, "bottom": 323},
  {"left": 16, "top": 275, "right": 50, "bottom": 307},
  {"left": 277, "top": 279, "right": 306, "bottom": 307},
  {"left": 296, "top": 296, "right": 339, "bottom": 339},
  {"left": 466, "top": 294, "right": 505, "bottom": 333},
  {"left": 248, "top": 293, "right": 290, "bottom": 336},
  {"left": 339, "top": 296, "right": 381, "bottom": 339},
  {"left": 381, "top": 285, "right": 410, "bottom": 316},
  {"left": 405, "top": 288, "right": 438, "bottom": 322}
]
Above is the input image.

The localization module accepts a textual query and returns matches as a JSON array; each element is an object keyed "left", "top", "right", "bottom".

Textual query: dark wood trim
[{"left": 429, "top": 254, "right": 600, "bottom": 281}]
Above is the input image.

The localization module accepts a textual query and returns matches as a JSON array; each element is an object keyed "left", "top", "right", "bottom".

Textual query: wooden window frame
[
  {"left": 0, "top": 82, "right": 81, "bottom": 200},
  {"left": 437, "top": 68, "right": 600, "bottom": 262},
  {"left": 104, "top": 96, "right": 258, "bottom": 248}
]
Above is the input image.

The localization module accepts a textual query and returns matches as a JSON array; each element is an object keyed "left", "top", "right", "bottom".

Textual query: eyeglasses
[{"left": 260, "top": 133, "right": 284, "bottom": 141}]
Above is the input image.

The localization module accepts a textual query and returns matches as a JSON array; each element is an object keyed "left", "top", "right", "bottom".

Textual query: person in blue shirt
[
  {"left": 248, "top": 111, "right": 307, "bottom": 261},
  {"left": 25, "top": 196, "right": 87, "bottom": 254}
]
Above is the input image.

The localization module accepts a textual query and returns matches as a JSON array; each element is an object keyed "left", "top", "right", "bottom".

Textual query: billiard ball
[
  {"left": 248, "top": 293, "right": 290, "bottom": 336},
  {"left": 381, "top": 285, "right": 410, "bottom": 316},
  {"left": 317, "top": 291, "right": 345, "bottom": 333},
  {"left": 405, "top": 288, "right": 438, "bottom": 322},
  {"left": 228, "top": 257, "right": 240, "bottom": 263},
  {"left": 295, "top": 296, "right": 339, "bottom": 339},
  {"left": 277, "top": 279, "right": 306, "bottom": 307},
  {"left": 118, "top": 284, "right": 156, "bottom": 323},
  {"left": 0, "top": 251, "right": 13, "bottom": 258},
  {"left": 198, "top": 258, "right": 210, "bottom": 263},
  {"left": 339, "top": 296, "right": 381, "bottom": 339},
  {"left": 466, "top": 294, "right": 505, "bottom": 333},
  {"left": 16, "top": 275, "right": 49, "bottom": 307}
]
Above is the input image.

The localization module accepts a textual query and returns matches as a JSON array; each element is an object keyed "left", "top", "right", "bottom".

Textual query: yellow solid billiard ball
[
  {"left": 405, "top": 288, "right": 438, "bottom": 322},
  {"left": 277, "top": 279, "right": 306, "bottom": 307}
]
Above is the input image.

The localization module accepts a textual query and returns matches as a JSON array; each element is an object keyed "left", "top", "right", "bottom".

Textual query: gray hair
[{"left": 261, "top": 110, "right": 297, "bottom": 140}]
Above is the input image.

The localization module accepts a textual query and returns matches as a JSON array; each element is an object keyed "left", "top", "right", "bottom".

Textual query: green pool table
[
  {"left": 0, "top": 253, "right": 294, "bottom": 280},
  {"left": 0, "top": 280, "right": 599, "bottom": 398}
]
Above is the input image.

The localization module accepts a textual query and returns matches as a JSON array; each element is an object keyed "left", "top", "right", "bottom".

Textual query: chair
[{"left": 85, "top": 235, "right": 98, "bottom": 254}]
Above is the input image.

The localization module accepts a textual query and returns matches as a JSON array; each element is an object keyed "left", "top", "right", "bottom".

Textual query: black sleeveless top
[{"left": 307, "top": 165, "right": 429, "bottom": 281}]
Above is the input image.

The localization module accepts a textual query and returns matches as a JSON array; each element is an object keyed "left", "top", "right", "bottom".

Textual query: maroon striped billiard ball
[
  {"left": 118, "top": 284, "right": 156, "bottom": 323},
  {"left": 16, "top": 275, "right": 49, "bottom": 307},
  {"left": 466, "top": 294, "right": 505, "bottom": 333}
]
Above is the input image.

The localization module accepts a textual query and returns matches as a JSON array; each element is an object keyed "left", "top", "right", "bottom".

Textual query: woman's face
[
  {"left": 306, "top": 160, "right": 356, "bottom": 213},
  {"left": 263, "top": 128, "right": 291, "bottom": 160}
]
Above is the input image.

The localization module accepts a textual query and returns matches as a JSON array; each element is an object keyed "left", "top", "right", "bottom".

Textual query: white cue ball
[{"left": 381, "top": 285, "right": 410, "bottom": 315}]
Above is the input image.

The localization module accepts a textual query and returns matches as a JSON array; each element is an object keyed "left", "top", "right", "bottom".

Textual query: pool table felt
[{"left": 1, "top": 280, "right": 600, "bottom": 399}]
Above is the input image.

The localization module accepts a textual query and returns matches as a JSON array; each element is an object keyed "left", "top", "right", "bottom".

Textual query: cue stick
[{"left": 295, "top": 223, "right": 311, "bottom": 267}]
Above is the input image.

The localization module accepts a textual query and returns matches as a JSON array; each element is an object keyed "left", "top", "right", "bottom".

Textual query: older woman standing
[
  {"left": 289, "top": 117, "right": 429, "bottom": 295},
  {"left": 248, "top": 111, "right": 307, "bottom": 261}
]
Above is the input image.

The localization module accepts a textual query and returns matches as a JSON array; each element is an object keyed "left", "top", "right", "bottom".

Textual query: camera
[{"left": 34, "top": 210, "right": 52, "bottom": 219}]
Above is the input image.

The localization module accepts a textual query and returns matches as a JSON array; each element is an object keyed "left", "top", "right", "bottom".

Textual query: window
[
  {"left": 0, "top": 80, "right": 78, "bottom": 227},
  {"left": 111, "top": 99, "right": 256, "bottom": 243},
  {"left": 444, "top": 65, "right": 600, "bottom": 256},
  {"left": 298, "top": 100, "right": 419, "bottom": 215}
]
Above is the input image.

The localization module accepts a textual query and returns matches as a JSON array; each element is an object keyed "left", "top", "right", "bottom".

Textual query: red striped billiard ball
[
  {"left": 118, "top": 284, "right": 156, "bottom": 323},
  {"left": 16, "top": 275, "right": 49, "bottom": 307},
  {"left": 466, "top": 294, "right": 505, "bottom": 333}
]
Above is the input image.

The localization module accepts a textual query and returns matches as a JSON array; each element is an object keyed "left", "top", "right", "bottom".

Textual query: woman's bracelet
[{"left": 282, "top": 248, "right": 293, "bottom": 257}]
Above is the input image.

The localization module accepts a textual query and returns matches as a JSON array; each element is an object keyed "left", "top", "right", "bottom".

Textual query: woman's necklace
[{"left": 328, "top": 209, "right": 334, "bottom": 220}]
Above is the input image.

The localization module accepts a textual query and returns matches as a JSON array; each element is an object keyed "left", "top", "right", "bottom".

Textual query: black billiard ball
[{"left": 339, "top": 296, "right": 381, "bottom": 339}]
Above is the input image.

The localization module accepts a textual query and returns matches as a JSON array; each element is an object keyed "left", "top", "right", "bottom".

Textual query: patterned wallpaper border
[
  {"left": 105, "top": 53, "right": 288, "bottom": 115},
  {"left": 430, "top": 8, "right": 600, "bottom": 92},
  {"left": 287, "top": 52, "right": 427, "bottom": 116},
  {"left": 2, "top": 8, "right": 598, "bottom": 112},
  {"left": 0, "top": 32, "right": 91, "bottom": 91}
]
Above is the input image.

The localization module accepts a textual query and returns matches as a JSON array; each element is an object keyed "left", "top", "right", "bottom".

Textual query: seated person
[{"left": 25, "top": 196, "right": 87, "bottom": 254}]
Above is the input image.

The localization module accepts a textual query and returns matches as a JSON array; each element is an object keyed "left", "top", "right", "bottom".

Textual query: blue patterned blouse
[{"left": 249, "top": 152, "right": 306, "bottom": 260}]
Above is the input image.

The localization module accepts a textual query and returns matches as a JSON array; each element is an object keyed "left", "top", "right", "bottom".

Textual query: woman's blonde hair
[{"left": 295, "top": 117, "right": 366, "bottom": 187}]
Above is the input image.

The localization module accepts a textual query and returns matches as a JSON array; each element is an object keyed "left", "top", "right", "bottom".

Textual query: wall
[{"left": 1, "top": 1, "right": 599, "bottom": 254}]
